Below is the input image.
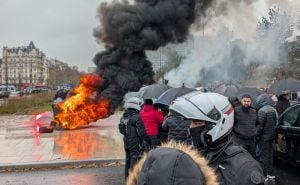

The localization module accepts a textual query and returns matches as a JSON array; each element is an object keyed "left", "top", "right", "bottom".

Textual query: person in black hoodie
[
  {"left": 126, "top": 141, "right": 218, "bottom": 185},
  {"left": 276, "top": 94, "right": 290, "bottom": 115},
  {"left": 256, "top": 93, "right": 277, "bottom": 181},
  {"left": 119, "top": 97, "right": 149, "bottom": 179},
  {"left": 228, "top": 96, "right": 240, "bottom": 108}
]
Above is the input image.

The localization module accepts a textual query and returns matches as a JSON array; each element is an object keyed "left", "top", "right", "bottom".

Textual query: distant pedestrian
[
  {"left": 256, "top": 93, "right": 277, "bottom": 182},
  {"left": 233, "top": 94, "right": 258, "bottom": 158},
  {"left": 228, "top": 96, "right": 240, "bottom": 108},
  {"left": 276, "top": 93, "right": 290, "bottom": 115},
  {"left": 140, "top": 99, "right": 164, "bottom": 147},
  {"left": 118, "top": 97, "right": 149, "bottom": 179}
]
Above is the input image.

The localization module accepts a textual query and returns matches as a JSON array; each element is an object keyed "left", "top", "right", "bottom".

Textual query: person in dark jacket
[
  {"left": 169, "top": 92, "right": 265, "bottom": 185},
  {"left": 228, "top": 96, "right": 240, "bottom": 108},
  {"left": 126, "top": 141, "right": 218, "bottom": 185},
  {"left": 162, "top": 110, "right": 190, "bottom": 142},
  {"left": 276, "top": 94, "right": 290, "bottom": 115},
  {"left": 256, "top": 93, "right": 277, "bottom": 181},
  {"left": 119, "top": 97, "right": 149, "bottom": 179},
  {"left": 233, "top": 94, "right": 258, "bottom": 158},
  {"left": 140, "top": 99, "right": 164, "bottom": 147}
]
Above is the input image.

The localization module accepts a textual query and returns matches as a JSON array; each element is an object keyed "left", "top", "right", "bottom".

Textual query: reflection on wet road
[
  {"left": 0, "top": 112, "right": 124, "bottom": 164},
  {"left": 54, "top": 131, "right": 110, "bottom": 160},
  {"left": 0, "top": 167, "right": 124, "bottom": 185}
]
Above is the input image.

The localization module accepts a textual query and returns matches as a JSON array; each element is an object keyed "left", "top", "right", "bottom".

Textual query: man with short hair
[{"left": 233, "top": 94, "right": 258, "bottom": 158}]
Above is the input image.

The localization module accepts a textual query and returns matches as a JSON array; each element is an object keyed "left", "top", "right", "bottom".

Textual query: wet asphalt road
[
  {"left": 0, "top": 166, "right": 125, "bottom": 185},
  {"left": 273, "top": 162, "right": 300, "bottom": 185},
  {"left": 1, "top": 163, "right": 299, "bottom": 185}
]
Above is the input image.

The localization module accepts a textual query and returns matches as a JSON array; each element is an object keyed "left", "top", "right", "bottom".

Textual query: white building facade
[{"left": 1, "top": 41, "right": 48, "bottom": 87}]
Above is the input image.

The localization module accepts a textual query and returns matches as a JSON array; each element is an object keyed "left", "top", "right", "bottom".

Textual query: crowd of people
[
  {"left": 232, "top": 93, "right": 279, "bottom": 182},
  {"left": 118, "top": 90, "right": 292, "bottom": 185}
]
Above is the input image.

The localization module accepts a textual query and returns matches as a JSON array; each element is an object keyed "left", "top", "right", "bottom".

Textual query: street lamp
[
  {"left": 5, "top": 49, "right": 8, "bottom": 92},
  {"left": 30, "top": 60, "right": 32, "bottom": 86},
  {"left": 159, "top": 49, "right": 165, "bottom": 84}
]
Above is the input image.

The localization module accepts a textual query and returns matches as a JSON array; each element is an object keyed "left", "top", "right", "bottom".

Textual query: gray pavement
[
  {"left": 0, "top": 111, "right": 125, "bottom": 170},
  {"left": 0, "top": 166, "right": 124, "bottom": 185}
]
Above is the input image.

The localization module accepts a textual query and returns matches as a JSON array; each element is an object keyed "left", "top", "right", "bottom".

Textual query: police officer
[
  {"left": 169, "top": 92, "right": 266, "bottom": 185},
  {"left": 119, "top": 97, "right": 149, "bottom": 179}
]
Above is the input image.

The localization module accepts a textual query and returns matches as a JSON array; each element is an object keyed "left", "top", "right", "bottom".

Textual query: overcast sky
[
  {"left": 0, "top": 0, "right": 109, "bottom": 71},
  {"left": 0, "top": 0, "right": 298, "bottom": 71}
]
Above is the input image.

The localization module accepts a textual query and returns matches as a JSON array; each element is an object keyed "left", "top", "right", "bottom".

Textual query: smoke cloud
[
  {"left": 93, "top": 0, "right": 196, "bottom": 111},
  {"left": 194, "top": 0, "right": 259, "bottom": 28},
  {"left": 165, "top": 28, "right": 250, "bottom": 87},
  {"left": 165, "top": 1, "right": 296, "bottom": 88},
  {"left": 91, "top": 0, "right": 298, "bottom": 110}
]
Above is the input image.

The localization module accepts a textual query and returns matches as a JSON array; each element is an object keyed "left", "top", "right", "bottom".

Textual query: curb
[{"left": 0, "top": 158, "right": 125, "bottom": 173}]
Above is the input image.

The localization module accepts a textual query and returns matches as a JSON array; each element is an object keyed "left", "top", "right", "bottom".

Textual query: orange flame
[{"left": 55, "top": 74, "right": 110, "bottom": 129}]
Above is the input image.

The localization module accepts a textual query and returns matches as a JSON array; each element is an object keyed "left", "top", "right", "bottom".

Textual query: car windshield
[{"left": 281, "top": 104, "right": 300, "bottom": 127}]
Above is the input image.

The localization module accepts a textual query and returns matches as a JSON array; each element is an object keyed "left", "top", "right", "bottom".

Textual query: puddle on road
[
  {"left": 0, "top": 112, "right": 124, "bottom": 163},
  {"left": 53, "top": 131, "right": 111, "bottom": 160}
]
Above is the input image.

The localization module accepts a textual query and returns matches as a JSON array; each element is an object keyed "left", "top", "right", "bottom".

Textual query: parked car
[
  {"left": 0, "top": 85, "right": 15, "bottom": 98},
  {"left": 275, "top": 103, "right": 300, "bottom": 167},
  {"left": 8, "top": 91, "right": 21, "bottom": 99},
  {"left": 0, "top": 90, "right": 9, "bottom": 98}
]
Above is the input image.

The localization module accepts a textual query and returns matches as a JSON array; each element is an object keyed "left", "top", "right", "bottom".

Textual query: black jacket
[
  {"left": 162, "top": 115, "right": 190, "bottom": 142},
  {"left": 207, "top": 140, "right": 265, "bottom": 185},
  {"left": 233, "top": 106, "right": 258, "bottom": 139},
  {"left": 276, "top": 96, "right": 290, "bottom": 115},
  {"left": 118, "top": 109, "right": 148, "bottom": 149},
  {"left": 256, "top": 94, "right": 277, "bottom": 141}
]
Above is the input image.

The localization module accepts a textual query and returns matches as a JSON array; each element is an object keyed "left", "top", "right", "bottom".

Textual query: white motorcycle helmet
[
  {"left": 125, "top": 96, "right": 143, "bottom": 111},
  {"left": 169, "top": 92, "right": 234, "bottom": 147}
]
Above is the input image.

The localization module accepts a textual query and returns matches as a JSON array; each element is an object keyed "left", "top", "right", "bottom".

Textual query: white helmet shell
[
  {"left": 169, "top": 92, "right": 234, "bottom": 143},
  {"left": 125, "top": 97, "right": 143, "bottom": 111}
]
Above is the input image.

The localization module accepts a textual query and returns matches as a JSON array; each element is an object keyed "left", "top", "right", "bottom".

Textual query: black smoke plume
[{"left": 93, "top": 0, "right": 196, "bottom": 112}]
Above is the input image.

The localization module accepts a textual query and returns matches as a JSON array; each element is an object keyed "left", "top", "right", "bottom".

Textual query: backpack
[{"left": 118, "top": 116, "right": 129, "bottom": 135}]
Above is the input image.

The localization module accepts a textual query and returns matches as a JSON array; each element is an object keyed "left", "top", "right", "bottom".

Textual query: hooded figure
[
  {"left": 256, "top": 94, "right": 277, "bottom": 142},
  {"left": 228, "top": 96, "right": 240, "bottom": 108},
  {"left": 276, "top": 94, "right": 290, "bottom": 115},
  {"left": 256, "top": 94, "right": 277, "bottom": 181},
  {"left": 126, "top": 141, "right": 218, "bottom": 185}
]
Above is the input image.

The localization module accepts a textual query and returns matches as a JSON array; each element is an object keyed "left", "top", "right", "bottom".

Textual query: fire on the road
[{"left": 54, "top": 74, "right": 110, "bottom": 129}]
